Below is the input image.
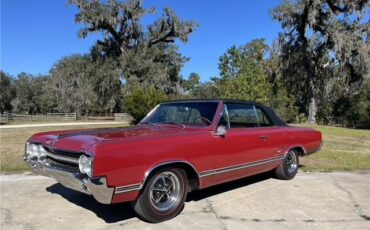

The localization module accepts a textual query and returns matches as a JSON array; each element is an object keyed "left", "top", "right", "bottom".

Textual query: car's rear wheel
[
  {"left": 275, "top": 149, "right": 299, "bottom": 180},
  {"left": 132, "top": 168, "right": 188, "bottom": 223}
]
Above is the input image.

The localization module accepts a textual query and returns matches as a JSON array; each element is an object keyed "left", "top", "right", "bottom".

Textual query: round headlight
[
  {"left": 25, "top": 143, "right": 47, "bottom": 161},
  {"left": 78, "top": 155, "right": 93, "bottom": 177},
  {"left": 37, "top": 145, "right": 47, "bottom": 159},
  {"left": 26, "top": 143, "right": 39, "bottom": 159},
  {"left": 25, "top": 143, "right": 32, "bottom": 155}
]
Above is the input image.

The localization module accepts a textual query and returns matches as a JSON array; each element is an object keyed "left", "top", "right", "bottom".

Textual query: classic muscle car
[{"left": 24, "top": 99, "right": 322, "bottom": 222}]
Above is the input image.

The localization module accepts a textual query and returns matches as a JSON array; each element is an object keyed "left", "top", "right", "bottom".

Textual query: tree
[
  {"left": 124, "top": 84, "right": 168, "bottom": 122},
  {"left": 68, "top": 0, "right": 198, "bottom": 93},
  {"left": 69, "top": 0, "right": 196, "bottom": 56},
  {"left": 214, "top": 40, "right": 271, "bottom": 103},
  {"left": 182, "top": 72, "right": 201, "bottom": 93},
  {"left": 11, "top": 73, "right": 49, "bottom": 114},
  {"left": 12, "top": 73, "right": 34, "bottom": 113},
  {"left": 331, "top": 78, "right": 370, "bottom": 128},
  {"left": 36, "top": 83, "right": 56, "bottom": 114},
  {"left": 345, "top": 79, "right": 370, "bottom": 128},
  {"left": 119, "top": 43, "right": 188, "bottom": 94},
  {"left": 190, "top": 82, "right": 219, "bottom": 99},
  {"left": 269, "top": 81, "right": 298, "bottom": 123},
  {"left": 264, "top": 40, "right": 299, "bottom": 122},
  {"left": 49, "top": 55, "right": 98, "bottom": 115},
  {"left": 0, "top": 71, "right": 15, "bottom": 113},
  {"left": 50, "top": 54, "right": 124, "bottom": 115},
  {"left": 179, "top": 73, "right": 220, "bottom": 99},
  {"left": 89, "top": 57, "right": 123, "bottom": 113},
  {"left": 272, "top": 0, "right": 370, "bottom": 124}
]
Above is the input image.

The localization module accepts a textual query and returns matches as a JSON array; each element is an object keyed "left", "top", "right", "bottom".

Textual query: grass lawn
[
  {"left": 0, "top": 124, "right": 369, "bottom": 173},
  {"left": 297, "top": 125, "right": 370, "bottom": 172}
]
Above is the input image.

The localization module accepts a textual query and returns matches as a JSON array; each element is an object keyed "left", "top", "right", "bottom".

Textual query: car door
[
  {"left": 254, "top": 106, "right": 288, "bottom": 159},
  {"left": 211, "top": 102, "right": 279, "bottom": 185}
]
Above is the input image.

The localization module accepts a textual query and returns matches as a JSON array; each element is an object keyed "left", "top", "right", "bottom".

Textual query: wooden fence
[
  {"left": 0, "top": 113, "right": 134, "bottom": 123},
  {"left": 0, "top": 114, "right": 10, "bottom": 123},
  {"left": 1, "top": 112, "right": 134, "bottom": 123},
  {"left": 114, "top": 113, "right": 134, "bottom": 122},
  {"left": 0, "top": 113, "right": 77, "bottom": 122}
]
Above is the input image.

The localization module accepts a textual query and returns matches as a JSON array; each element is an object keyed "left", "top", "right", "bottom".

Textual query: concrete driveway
[{"left": 1, "top": 172, "right": 369, "bottom": 230}]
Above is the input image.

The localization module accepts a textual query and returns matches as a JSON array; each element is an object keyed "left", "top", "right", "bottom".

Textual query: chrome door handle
[{"left": 260, "top": 136, "right": 268, "bottom": 141}]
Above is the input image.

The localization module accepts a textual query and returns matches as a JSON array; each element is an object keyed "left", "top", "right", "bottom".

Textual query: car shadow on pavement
[
  {"left": 46, "top": 184, "right": 136, "bottom": 223},
  {"left": 46, "top": 171, "right": 274, "bottom": 224},
  {"left": 186, "top": 171, "right": 274, "bottom": 202}
]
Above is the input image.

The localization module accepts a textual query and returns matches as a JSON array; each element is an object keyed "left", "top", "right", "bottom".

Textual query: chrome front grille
[
  {"left": 43, "top": 146, "right": 82, "bottom": 172},
  {"left": 46, "top": 158, "right": 80, "bottom": 172},
  {"left": 45, "top": 151, "right": 79, "bottom": 164}
]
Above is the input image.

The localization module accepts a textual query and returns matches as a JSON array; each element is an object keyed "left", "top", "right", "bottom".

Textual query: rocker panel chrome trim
[
  {"left": 199, "top": 156, "right": 284, "bottom": 178},
  {"left": 115, "top": 183, "right": 142, "bottom": 194}
]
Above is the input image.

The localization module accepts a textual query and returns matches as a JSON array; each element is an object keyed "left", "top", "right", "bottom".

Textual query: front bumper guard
[{"left": 26, "top": 160, "right": 114, "bottom": 204}]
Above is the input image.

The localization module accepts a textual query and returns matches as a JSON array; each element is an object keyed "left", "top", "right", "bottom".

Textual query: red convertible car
[{"left": 24, "top": 99, "right": 322, "bottom": 222}]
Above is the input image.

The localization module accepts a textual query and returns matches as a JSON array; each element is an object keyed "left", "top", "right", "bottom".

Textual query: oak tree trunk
[
  {"left": 308, "top": 95, "right": 317, "bottom": 124},
  {"left": 307, "top": 74, "right": 317, "bottom": 124}
]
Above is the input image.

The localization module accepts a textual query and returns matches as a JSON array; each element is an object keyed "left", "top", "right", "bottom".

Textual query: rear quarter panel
[{"left": 283, "top": 126, "right": 322, "bottom": 155}]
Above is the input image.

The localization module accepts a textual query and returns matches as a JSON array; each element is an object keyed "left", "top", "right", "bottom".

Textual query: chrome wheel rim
[
  {"left": 286, "top": 151, "right": 298, "bottom": 174},
  {"left": 149, "top": 172, "right": 181, "bottom": 212}
]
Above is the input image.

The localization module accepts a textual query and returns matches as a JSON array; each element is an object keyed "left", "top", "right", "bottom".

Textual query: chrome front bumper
[{"left": 25, "top": 160, "right": 114, "bottom": 204}]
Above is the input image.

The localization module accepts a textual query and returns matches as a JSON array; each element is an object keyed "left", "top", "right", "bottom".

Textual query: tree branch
[
  {"left": 148, "top": 22, "right": 177, "bottom": 47},
  {"left": 99, "top": 22, "right": 122, "bottom": 45},
  {"left": 326, "top": 0, "right": 348, "bottom": 14}
]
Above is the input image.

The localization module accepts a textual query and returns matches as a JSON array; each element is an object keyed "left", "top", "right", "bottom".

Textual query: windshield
[{"left": 141, "top": 102, "right": 219, "bottom": 126}]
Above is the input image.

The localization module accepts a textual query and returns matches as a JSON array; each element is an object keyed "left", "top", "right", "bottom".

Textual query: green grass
[
  {"left": 0, "top": 124, "right": 369, "bottom": 173},
  {"left": 296, "top": 125, "right": 370, "bottom": 172},
  {"left": 0, "top": 123, "right": 126, "bottom": 173}
]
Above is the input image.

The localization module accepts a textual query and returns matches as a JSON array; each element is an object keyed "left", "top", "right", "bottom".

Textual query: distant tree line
[{"left": 1, "top": 0, "right": 369, "bottom": 128}]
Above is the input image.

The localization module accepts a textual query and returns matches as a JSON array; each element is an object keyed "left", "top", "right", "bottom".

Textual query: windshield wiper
[
  {"left": 140, "top": 121, "right": 158, "bottom": 126},
  {"left": 161, "top": 121, "right": 186, "bottom": 128}
]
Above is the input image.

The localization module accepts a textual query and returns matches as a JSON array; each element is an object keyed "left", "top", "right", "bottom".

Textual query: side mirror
[{"left": 215, "top": 125, "right": 227, "bottom": 136}]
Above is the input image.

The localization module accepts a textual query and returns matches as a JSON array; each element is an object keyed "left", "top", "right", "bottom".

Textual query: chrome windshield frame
[{"left": 139, "top": 101, "right": 220, "bottom": 128}]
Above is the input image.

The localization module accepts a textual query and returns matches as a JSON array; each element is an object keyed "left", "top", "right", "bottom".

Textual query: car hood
[{"left": 28, "top": 125, "right": 196, "bottom": 154}]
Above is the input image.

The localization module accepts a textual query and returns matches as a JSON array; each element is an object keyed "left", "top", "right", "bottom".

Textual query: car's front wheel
[
  {"left": 275, "top": 149, "right": 299, "bottom": 180},
  {"left": 132, "top": 168, "right": 188, "bottom": 223}
]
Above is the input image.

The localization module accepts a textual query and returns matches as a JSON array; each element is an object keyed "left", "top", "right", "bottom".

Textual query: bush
[
  {"left": 316, "top": 98, "right": 333, "bottom": 125},
  {"left": 345, "top": 84, "right": 370, "bottom": 129},
  {"left": 269, "top": 83, "right": 298, "bottom": 123},
  {"left": 124, "top": 85, "right": 168, "bottom": 123},
  {"left": 330, "top": 80, "right": 370, "bottom": 129}
]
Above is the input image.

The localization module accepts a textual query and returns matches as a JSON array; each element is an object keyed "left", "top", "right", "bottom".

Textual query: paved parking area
[{"left": 1, "top": 172, "right": 369, "bottom": 230}]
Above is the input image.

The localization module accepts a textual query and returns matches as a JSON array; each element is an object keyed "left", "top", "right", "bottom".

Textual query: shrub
[{"left": 124, "top": 85, "right": 168, "bottom": 123}]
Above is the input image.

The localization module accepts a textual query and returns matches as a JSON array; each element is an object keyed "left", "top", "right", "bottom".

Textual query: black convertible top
[{"left": 162, "top": 99, "right": 287, "bottom": 127}]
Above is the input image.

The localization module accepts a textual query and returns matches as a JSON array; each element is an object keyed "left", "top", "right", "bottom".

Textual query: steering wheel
[{"left": 192, "top": 117, "right": 212, "bottom": 125}]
